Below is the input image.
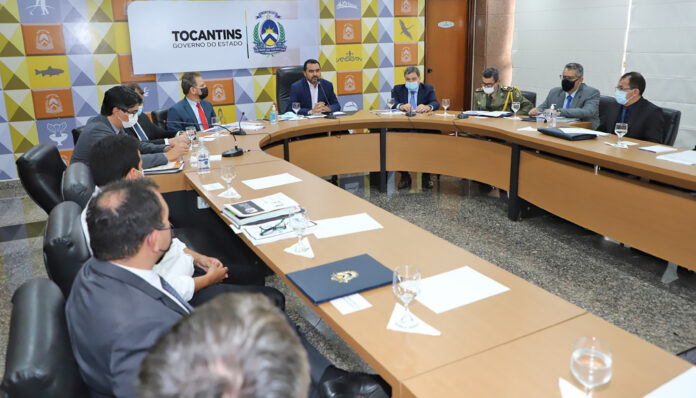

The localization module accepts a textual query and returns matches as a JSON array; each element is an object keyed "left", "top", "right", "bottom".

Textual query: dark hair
[
  {"left": 87, "top": 178, "right": 163, "bottom": 261},
  {"left": 303, "top": 59, "right": 320, "bottom": 71},
  {"left": 100, "top": 86, "right": 141, "bottom": 116},
  {"left": 404, "top": 65, "right": 420, "bottom": 78},
  {"left": 138, "top": 294, "right": 310, "bottom": 398},
  {"left": 181, "top": 72, "right": 201, "bottom": 95},
  {"left": 621, "top": 71, "right": 646, "bottom": 95},
  {"left": 482, "top": 67, "right": 499, "bottom": 82},
  {"left": 88, "top": 135, "right": 140, "bottom": 186},
  {"left": 123, "top": 82, "right": 144, "bottom": 101}
]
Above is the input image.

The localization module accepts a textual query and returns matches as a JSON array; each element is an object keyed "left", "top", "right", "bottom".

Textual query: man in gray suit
[
  {"left": 70, "top": 86, "right": 187, "bottom": 169},
  {"left": 529, "top": 62, "right": 600, "bottom": 129}
]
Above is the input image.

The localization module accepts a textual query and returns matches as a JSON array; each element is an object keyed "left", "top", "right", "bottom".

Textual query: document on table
[
  {"left": 240, "top": 122, "right": 265, "bottom": 130},
  {"left": 242, "top": 173, "right": 302, "bottom": 190},
  {"left": 559, "top": 128, "right": 609, "bottom": 136},
  {"left": 202, "top": 182, "right": 225, "bottom": 191},
  {"left": 331, "top": 294, "right": 372, "bottom": 315},
  {"left": 656, "top": 150, "right": 696, "bottom": 165},
  {"left": 638, "top": 145, "right": 678, "bottom": 154},
  {"left": 643, "top": 367, "right": 696, "bottom": 398},
  {"left": 313, "top": 213, "right": 383, "bottom": 239},
  {"left": 463, "top": 110, "right": 511, "bottom": 117},
  {"left": 517, "top": 127, "right": 538, "bottom": 132},
  {"left": 416, "top": 266, "right": 510, "bottom": 314}
]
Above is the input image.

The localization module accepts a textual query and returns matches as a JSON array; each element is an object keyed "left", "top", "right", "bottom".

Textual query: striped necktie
[
  {"left": 159, "top": 277, "right": 193, "bottom": 312},
  {"left": 133, "top": 123, "right": 148, "bottom": 141}
]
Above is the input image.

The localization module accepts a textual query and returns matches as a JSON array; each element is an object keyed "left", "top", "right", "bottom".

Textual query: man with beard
[
  {"left": 285, "top": 59, "right": 340, "bottom": 115},
  {"left": 166, "top": 71, "right": 217, "bottom": 132}
]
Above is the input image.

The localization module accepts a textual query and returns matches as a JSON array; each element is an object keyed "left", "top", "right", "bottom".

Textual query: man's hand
[
  {"left": 399, "top": 103, "right": 413, "bottom": 112},
  {"left": 169, "top": 134, "right": 190, "bottom": 147},
  {"left": 194, "top": 255, "right": 222, "bottom": 272},
  {"left": 164, "top": 143, "right": 187, "bottom": 161},
  {"left": 528, "top": 108, "right": 539, "bottom": 116},
  {"left": 312, "top": 102, "right": 330, "bottom": 114},
  {"left": 204, "top": 261, "right": 228, "bottom": 284},
  {"left": 415, "top": 104, "right": 431, "bottom": 113}
]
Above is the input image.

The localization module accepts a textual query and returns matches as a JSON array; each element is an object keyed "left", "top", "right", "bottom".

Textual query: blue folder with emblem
[{"left": 287, "top": 254, "right": 392, "bottom": 305}]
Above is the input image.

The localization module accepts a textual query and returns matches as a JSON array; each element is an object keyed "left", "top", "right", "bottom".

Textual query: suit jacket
[
  {"left": 123, "top": 114, "right": 171, "bottom": 145},
  {"left": 598, "top": 97, "right": 664, "bottom": 144},
  {"left": 65, "top": 257, "right": 188, "bottom": 398},
  {"left": 285, "top": 78, "right": 340, "bottom": 115},
  {"left": 166, "top": 98, "right": 216, "bottom": 132},
  {"left": 70, "top": 114, "right": 167, "bottom": 169},
  {"left": 391, "top": 83, "right": 440, "bottom": 111},
  {"left": 537, "top": 83, "right": 600, "bottom": 129}
]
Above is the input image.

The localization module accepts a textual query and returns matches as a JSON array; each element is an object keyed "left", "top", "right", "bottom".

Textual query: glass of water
[
  {"left": 210, "top": 116, "right": 221, "bottom": 128},
  {"left": 386, "top": 97, "right": 395, "bottom": 114},
  {"left": 442, "top": 98, "right": 450, "bottom": 116},
  {"left": 288, "top": 212, "right": 309, "bottom": 252},
  {"left": 614, "top": 123, "right": 628, "bottom": 148},
  {"left": 220, "top": 164, "right": 236, "bottom": 190},
  {"left": 392, "top": 265, "right": 421, "bottom": 328},
  {"left": 570, "top": 337, "right": 612, "bottom": 397},
  {"left": 511, "top": 101, "right": 521, "bottom": 119},
  {"left": 292, "top": 102, "right": 301, "bottom": 118},
  {"left": 185, "top": 126, "right": 197, "bottom": 150}
]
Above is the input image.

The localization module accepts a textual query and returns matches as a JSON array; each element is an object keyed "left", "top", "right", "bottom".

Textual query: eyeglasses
[
  {"left": 615, "top": 86, "right": 633, "bottom": 92},
  {"left": 559, "top": 75, "right": 578, "bottom": 81},
  {"left": 155, "top": 222, "right": 173, "bottom": 231},
  {"left": 259, "top": 217, "right": 287, "bottom": 236},
  {"left": 120, "top": 108, "right": 139, "bottom": 116}
]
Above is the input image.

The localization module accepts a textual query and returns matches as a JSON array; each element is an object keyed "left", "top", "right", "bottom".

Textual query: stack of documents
[
  {"left": 463, "top": 110, "right": 512, "bottom": 117},
  {"left": 143, "top": 160, "right": 184, "bottom": 175},
  {"left": 222, "top": 192, "right": 300, "bottom": 229},
  {"left": 656, "top": 150, "right": 696, "bottom": 165}
]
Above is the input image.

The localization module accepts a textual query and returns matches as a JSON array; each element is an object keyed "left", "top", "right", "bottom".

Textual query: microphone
[
  {"left": 236, "top": 111, "right": 247, "bottom": 135},
  {"left": 318, "top": 81, "right": 337, "bottom": 119}
]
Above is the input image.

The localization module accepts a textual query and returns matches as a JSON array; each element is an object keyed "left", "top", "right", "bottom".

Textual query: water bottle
[
  {"left": 197, "top": 140, "right": 210, "bottom": 174},
  {"left": 549, "top": 104, "right": 557, "bottom": 127},
  {"left": 270, "top": 104, "right": 278, "bottom": 125}
]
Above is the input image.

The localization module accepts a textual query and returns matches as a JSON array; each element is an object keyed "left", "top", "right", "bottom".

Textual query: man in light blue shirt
[{"left": 166, "top": 72, "right": 217, "bottom": 132}]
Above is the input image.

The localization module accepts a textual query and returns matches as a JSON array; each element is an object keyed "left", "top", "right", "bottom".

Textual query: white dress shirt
[
  {"left": 186, "top": 97, "right": 203, "bottom": 127},
  {"left": 307, "top": 80, "right": 319, "bottom": 109},
  {"left": 111, "top": 262, "right": 190, "bottom": 312}
]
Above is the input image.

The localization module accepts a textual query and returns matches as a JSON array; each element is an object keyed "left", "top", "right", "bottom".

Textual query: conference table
[{"left": 152, "top": 110, "right": 694, "bottom": 396}]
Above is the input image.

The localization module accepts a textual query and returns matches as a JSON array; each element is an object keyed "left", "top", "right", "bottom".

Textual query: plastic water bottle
[
  {"left": 197, "top": 140, "right": 210, "bottom": 174},
  {"left": 270, "top": 104, "right": 278, "bottom": 125},
  {"left": 549, "top": 104, "right": 557, "bottom": 127}
]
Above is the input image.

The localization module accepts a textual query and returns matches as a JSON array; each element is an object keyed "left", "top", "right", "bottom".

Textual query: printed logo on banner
[
  {"left": 45, "top": 93, "right": 62, "bottom": 114},
  {"left": 252, "top": 11, "right": 287, "bottom": 56},
  {"left": 394, "top": 43, "right": 417, "bottom": 66},
  {"left": 36, "top": 30, "right": 53, "bottom": 50},
  {"left": 337, "top": 71, "right": 362, "bottom": 95},
  {"left": 26, "top": 0, "right": 54, "bottom": 16},
  {"left": 394, "top": 0, "right": 418, "bottom": 17},
  {"left": 336, "top": 0, "right": 358, "bottom": 10},
  {"left": 343, "top": 101, "right": 359, "bottom": 111},
  {"left": 336, "top": 20, "right": 361, "bottom": 44},
  {"left": 335, "top": 45, "right": 362, "bottom": 71},
  {"left": 46, "top": 121, "right": 69, "bottom": 147},
  {"left": 212, "top": 84, "right": 226, "bottom": 102},
  {"left": 206, "top": 78, "right": 235, "bottom": 106},
  {"left": 31, "top": 88, "right": 74, "bottom": 119},
  {"left": 22, "top": 24, "right": 65, "bottom": 55}
]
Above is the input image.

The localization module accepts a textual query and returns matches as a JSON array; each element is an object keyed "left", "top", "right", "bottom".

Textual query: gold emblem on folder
[{"left": 331, "top": 270, "right": 359, "bottom": 284}]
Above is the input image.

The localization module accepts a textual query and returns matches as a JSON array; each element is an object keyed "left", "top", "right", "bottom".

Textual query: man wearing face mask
[
  {"left": 166, "top": 71, "right": 217, "bottom": 132},
  {"left": 122, "top": 82, "right": 188, "bottom": 144},
  {"left": 529, "top": 62, "right": 600, "bottom": 129},
  {"left": 473, "top": 67, "right": 533, "bottom": 114},
  {"left": 598, "top": 71, "right": 664, "bottom": 143},
  {"left": 71, "top": 86, "right": 187, "bottom": 169},
  {"left": 391, "top": 66, "right": 439, "bottom": 114}
]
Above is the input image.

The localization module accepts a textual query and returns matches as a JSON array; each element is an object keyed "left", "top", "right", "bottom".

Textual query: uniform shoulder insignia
[
  {"left": 474, "top": 87, "right": 483, "bottom": 92},
  {"left": 501, "top": 86, "right": 512, "bottom": 91}
]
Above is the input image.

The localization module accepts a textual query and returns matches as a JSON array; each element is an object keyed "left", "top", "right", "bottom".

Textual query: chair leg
[{"left": 661, "top": 262, "right": 679, "bottom": 284}]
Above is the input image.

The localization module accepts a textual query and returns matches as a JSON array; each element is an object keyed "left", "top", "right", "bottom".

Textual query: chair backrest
[
  {"left": 151, "top": 108, "right": 168, "bottom": 130},
  {"left": 16, "top": 143, "right": 67, "bottom": 214},
  {"left": 61, "top": 162, "right": 95, "bottom": 210},
  {"left": 43, "top": 201, "right": 91, "bottom": 298},
  {"left": 661, "top": 107, "right": 681, "bottom": 146},
  {"left": 520, "top": 90, "right": 536, "bottom": 107},
  {"left": 1, "top": 278, "right": 88, "bottom": 398},
  {"left": 276, "top": 66, "right": 305, "bottom": 114},
  {"left": 71, "top": 126, "right": 83, "bottom": 146}
]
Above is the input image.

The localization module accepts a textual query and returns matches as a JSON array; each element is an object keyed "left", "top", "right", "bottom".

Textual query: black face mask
[
  {"left": 198, "top": 87, "right": 209, "bottom": 100},
  {"left": 561, "top": 79, "right": 576, "bottom": 92}
]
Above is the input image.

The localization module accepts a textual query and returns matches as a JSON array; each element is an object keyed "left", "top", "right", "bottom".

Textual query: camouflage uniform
[{"left": 472, "top": 86, "right": 534, "bottom": 115}]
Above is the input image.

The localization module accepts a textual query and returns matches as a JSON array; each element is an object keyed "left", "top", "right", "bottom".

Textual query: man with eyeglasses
[
  {"left": 71, "top": 86, "right": 187, "bottom": 168},
  {"left": 529, "top": 62, "right": 600, "bottom": 129},
  {"left": 598, "top": 71, "right": 664, "bottom": 143},
  {"left": 473, "top": 66, "right": 533, "bottom": 114}
]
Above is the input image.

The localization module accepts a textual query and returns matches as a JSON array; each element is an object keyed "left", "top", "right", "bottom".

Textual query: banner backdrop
[{"left": 128, "top": 1, "right": 319, "bottom": 74}]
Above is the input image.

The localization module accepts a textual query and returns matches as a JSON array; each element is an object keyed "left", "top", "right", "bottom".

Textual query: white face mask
[
  {"left": 482, "top": 86, "right": 495, "bottom": 95},
  {"left": 122, "top": 111, "right": 138, "bottom": 128}
]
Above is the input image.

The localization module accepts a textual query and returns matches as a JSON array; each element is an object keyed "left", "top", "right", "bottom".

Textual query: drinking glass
[
  {"left": 614, "top": 123, "right": 628, "bottom": 148},
  {"left": 211, "top": 116, "right": 221, "bottom": 128},
  {"left": 185, "top": 126, "right": 197, "bottom": 150},
  {"left": 292, "top": 102, "right": 301, "bottom": 117},
  {"left": 288, "top": 212, "right": 309, "bottom": 252},
  {"left": 570, "top": 337, "right": 612, "bottom": 397},
  {"left": 442, "top": 98, "right": 450, "bottom": 116},
  {"left": 392, "top": 265, "right": 421, "bottom": 328},
  {"left": 386, "top": 98, "right": 395, "bottom": 115},
  {"left": 511, "top": 101, "right": 521, "bottom": 119},
  {"left": 220, "top": 164, "right": 236, "bottom": 190}
]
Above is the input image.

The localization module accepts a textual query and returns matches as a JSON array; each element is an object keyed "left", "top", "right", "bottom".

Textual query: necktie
[
  {"left": 409, "top": 91, "right": 417, "bottom": 110},
  {"left": 133, "top": 123, "right": 148, "bottom": 141},
  {"left": 159, "top": 277, "right": 193, "bottom": 312},
  {"left": 196, "top": 103, "right": 209, "bottom": 130},
  {"left": 620, "top": 107, "right": 627, "bottom": 123},
  {"left": 565, "top": 95, "right": 573, "bottom": 109}
]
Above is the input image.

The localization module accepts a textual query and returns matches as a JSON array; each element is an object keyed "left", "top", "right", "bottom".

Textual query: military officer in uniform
[{"left": 473, "top": 67, "right": 533, "bottom": 114}]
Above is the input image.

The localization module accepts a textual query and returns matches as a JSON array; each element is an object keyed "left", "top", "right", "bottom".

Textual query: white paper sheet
[
  {"left": 202, "top": 182, "right": 225, "bottom": 191},
  {"left": 283, "top": 237, "right": 314, "bottom": 258},
  {"left": 517, "top": 127, "right": 538, "bottom": 132},
  {"left": 638, "top": 145, "right": 678, "bottom": 154},
  {"left": 333, "top": 111, "right": 347, "bottom": 115},
  {"left": 464, "top": 110, "right": 511, "bottom": 117},
  {"left": 415, "top": 266, "right": 509, "bottom": 314},
  {"left": 218, "top": 187, "right": 240, "bottom": 199},
  {"left": 313, "top": 213, "right": 383, "bottom": 239},
  {"left": 559, "top": 127, "right": 608, "bottom": 136},
  {"left": 306, "top": 114, "right": 327, "bottom": 119},
  {"left": 605, "top": 141, "right": 639, "bottom": 147},
  {"left": 209, "top": 154, "right": 222, "bottom": 162},
  {"left": 386, "top": 304, "right": 441, "bottom": 336},
  {"left": 656, "top": 150, "right": 696, "bottom": 165},
  {"left": 229, "top": 223, "right": 241, "bottom": 234},
  {"left": 242, "top": 173, "right": 302, "bottom": 190},
  {"left": 558, "top": 377, "right": 585, "bottom": 398},
  {"left": 643, "top": 367, "right": 696, "bottom": 398},
  {"left": 331, "top": 294, "right": 372, "bottom": 315}
]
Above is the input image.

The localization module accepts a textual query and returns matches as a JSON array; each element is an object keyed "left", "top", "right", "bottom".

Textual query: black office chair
[
  {"left": 150, "top": 108, "right": 168, "bottom": 131},
  {"left": 520, "top": 90, "right": 536, "bottom": 107},
  {"left": 276, "top": 66, "right": 305, "bottom": 114},
  {"left": 16, "top": 143, "right": 67, "bottom": 214},
  {"left": 61, "top": 162, "right": 95, "bottom": 209},
  {"left": 598, "top": 95, "right": 615, "bottom": 124},
  {"left": 43, "top": 201, "right": 91, "bottom": 298},
  {"left": 71, "top": 126, "right": 83, "bottom": 145},
  {"left": 1, "top": 278, "right": 88, "bottom": 398},
  {"left": 661, "top": 107, "right": 681, "bottom": 146}
]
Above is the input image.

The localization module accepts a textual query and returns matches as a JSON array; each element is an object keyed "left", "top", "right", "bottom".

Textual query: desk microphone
[
  {"left": 236, "top": 111, "right": 247, "bottom": 135},
  {"left": 318, "top": 81, "right": 337, "bottom": 119},
  {"left": 457, "top": 112, "right": 469, "bottom": 119}
]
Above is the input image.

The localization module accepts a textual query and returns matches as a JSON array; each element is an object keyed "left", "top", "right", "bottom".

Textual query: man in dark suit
[
  {"left": 66, "top": 178, "right": 389, "bottom": 398},
  {"left": 598, "top": 71, "right": 664, "bottom": 144},
  {"left": 391, "top": 66, "right": 439, "bottom": 113},
  {"left": 286, "top": 59, "right": 340, "bottom": 115},
  {"left": 123, "top": 82, "right": 183, "bottom": 144},
  {"left": 166, "top": 72, "right": 217, "bottom": 132},
  {"left": 70, "top": 86, "right": 187, "bottom": 169},
  {"left": 529, "top": 62, "right": 600, "bottom": 129}
]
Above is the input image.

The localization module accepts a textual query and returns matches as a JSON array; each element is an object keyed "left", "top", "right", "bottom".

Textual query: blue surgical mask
[
  {"left": 137, "top": 105, "right": 143, "bottom": 117},
  {"left": 405, "top": 81, "right": 418, "bottom": 92},
  {"left": 614, "top": 90, "right": 628, "bottom": 105}
]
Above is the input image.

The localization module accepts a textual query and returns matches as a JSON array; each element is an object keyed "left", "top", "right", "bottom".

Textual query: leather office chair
[
  {"left": 661, "top": 107, "right": 681, "bottom": 146},
  {"left": 598, "top": 95, "right": 615, "bottom": 124},
  {"left": 520, "top": 90, "right": 536, "bottom": 107},
  {"left": 16, "top": 143, "right": 67, "bottom": 214},
  {"left": 71, "top": 126, "right": 83, "bottom": 145},
  {"left": 43, "top": 201, "right": 91, "bottom": 299},
  {"left": 1, "top": 278, "right": 88, "bottom": 398},
  {"left": 151, "top": 108, "right": 168, "bottom": 131},
  {"left": 61, "top": 162, "right": 95, "bottom": 209},
  {"left": 276, "top": 66, "right": 305, "bottom": 114}
]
